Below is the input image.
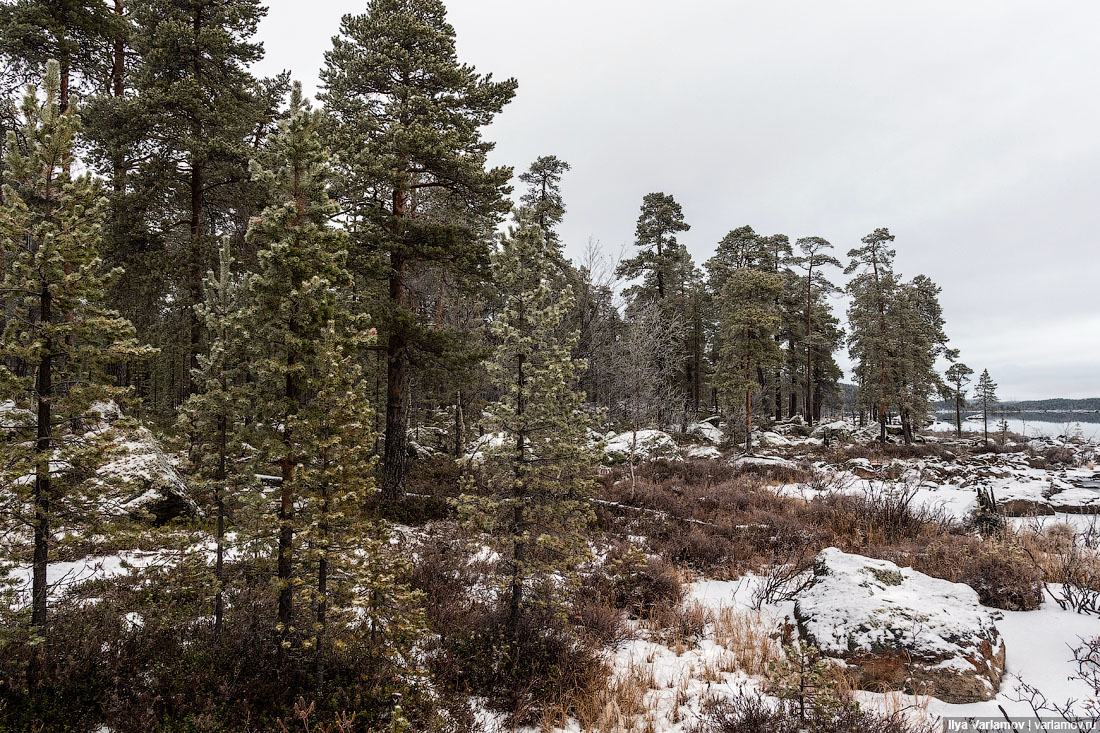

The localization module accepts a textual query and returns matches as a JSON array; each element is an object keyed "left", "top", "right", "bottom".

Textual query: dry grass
[{"left": 711, "top": 607, "right": 784, "bottom": 676}]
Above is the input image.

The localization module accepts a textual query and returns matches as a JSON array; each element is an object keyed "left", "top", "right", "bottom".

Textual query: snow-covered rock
[
  {"left": 810, "top": 420, "right": 857, "bottom": 441},
  {"left": 844, "top": 457, "right": 877, "bottom": 479},
  {"left": 406, "top": 425, "right": 450, "bottom": 457},
  {"left": 729, "top": 454, "right": 797, "bottom": 471},
  {"left": 98, "top": 425, "right": 195, "bottom": 521},
  {"left": 686, "top": 421, "right": 724, "bottom": 445},
  {"left": 465, "top": 432, "right": 508, "bottom": 462},
  {"left": 602, "top": 430, "right": 681, "bottom": 464},
  {"left": 795, "top": 548, "right": 1005, "bottom": 704},
  {"left": 1048, "top": 487, "right": 1100, "bottom": 514},
  {"left": 754, "top": 430, "right": 791, "bottom": 447},
  {"left": 685, "top": 444, "right": 721, "bottom": 460}
]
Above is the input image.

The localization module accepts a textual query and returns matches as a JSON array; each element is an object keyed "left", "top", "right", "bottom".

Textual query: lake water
[{"left": 931, "top": 412, "right": 1100, "bottom": 442}]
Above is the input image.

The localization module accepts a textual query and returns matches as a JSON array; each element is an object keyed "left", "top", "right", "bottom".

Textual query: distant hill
[
  {"left": 1001, "top": 397, "right": 1100, "bottom": 412},
  {"left": 930, "top": 395, "right": 1100, "bottom": 412}
]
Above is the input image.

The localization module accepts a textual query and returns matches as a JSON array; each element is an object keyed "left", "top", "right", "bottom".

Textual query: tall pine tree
[
  {"left": 458, "top": 209, "right": 598, "bottom": 706},
  {"left": 0, "top": 61, "right": 150, "bottom": 651},
  {"left": 321, "top": 0, "right": 517, "bottom": 501},
  {"left": 242, "top": 84, "right": 351, "bottom": 639}
]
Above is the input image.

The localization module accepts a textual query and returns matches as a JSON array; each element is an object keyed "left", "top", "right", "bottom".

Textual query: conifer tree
[
  {"left": 297, "top": 322, "right": 425, "bottom": 698},
  {"left": 715, "top": 268, "right": 784, "bottom": 453},
  {"left": 458, "top": 209, "right": 598, "bottom": 687},
  {"left": 176, "top": 238, "right": 249, "bottom": 637},
  {"left": 0, "top": 0, "right": 118, "bottom": 110},
  {"left": 706, "top": 225, "right": 767, "bottom": 292},
  {"left": 128, "top": 0, "right": 269, "bottom": 399},
  {"left": 617, "top": 192, "right": 691, "bottom": 301},
  {"left": 891, "top": 274, "right": 955, "bottom": 443},
  {"left": 0, "top": 62, "right": 150, "bottom": 647},
  {"left": 845, "top": 227, "right": 897, "bottom": 442},
  {"left": 321, "top": 0, "right": 517, "bottom": 501},
  {"left": 793, "top": 237, "right": 841, "bottom": 426},
  {"left": 242, "top": 84, "right": 351, "bottom": 639},
  {"left": 976, "top": 369, "right": 998, "bottom": 446},
  {"left": 519, "top": 155, "right": 570, "bottom": 268},
  {"left": 945, "top": 362, "right": 974, "bottom": 438}
]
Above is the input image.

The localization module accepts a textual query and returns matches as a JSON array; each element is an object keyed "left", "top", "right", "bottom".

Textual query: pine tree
[
  {"left": 945, "top": 363, "right": 974, "bottom": 438},
  {"left": 176, "top": 238, "right": 250, "bottom": 637},
  {"left": 617, "top": 192, "right": 691, "bottom": 301},
  {"left": 458, "top": 209, "right": 598, "bottom": 694},
  {"left": 0, "top": 0, "right": 118, "bottom": 110},
  {"left": 845, "top": 228, "right": 897, "bottom": 442},
  {"left": 321, "top": 0, "right": 517, "bottom": 501},
  {"left": 706, "top": 225, "right": 767, "bottom": 293},
  {"left": 715, "top": 268, "right": 784, "bottom": 453},
  {"left": 242, "top": 84, "right": 351, "bottom": 640},
  {"left": 519, "top": 155, "right": 571, "bottom": 270},
  {"left": 792, "top": 237, "right": 841, "bottom": 426},
  {"left": 0, "top": 61, "right": 150, "bottom": 650},
  {"left": 976, "top": 369, "right": 998, "bottom": 446},
  {"left": 127, "top": 0, "right": 269, "bottom": 400},
  {"left": 891, "top": 275, "right": 954, "bottom": 444},
  {"left": 296, "top": 322, "right": 425, "bottom": 699}
]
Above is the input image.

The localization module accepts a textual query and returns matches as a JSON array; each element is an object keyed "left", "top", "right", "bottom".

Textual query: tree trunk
[
  {"left": 277, "top": 348, "right": 298, "bottom": 634},
  {"left": 315, "top": 485, "right": 329, "bottom": 695},
  {"left": 382, "top": 167, "right": 410, "bottom": 500},
  {"left": 954, "top": 389, "right": 962, "bottom": 437},
  {"left": 453, "top": 389, "right": 465, "bottom": 457},
  {"left": 744, "top": 388, "right": 752, "bottom": 454},
  {"left": 187, "top": 9, "right": 204, "bottom": 398},
  {"left": 31, "top": 286, "right": 52, "bottom": 636}
]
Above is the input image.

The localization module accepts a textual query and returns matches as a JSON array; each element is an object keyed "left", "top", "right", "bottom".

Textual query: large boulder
[
  {"left": 794, "top": 548, "right": 1005, "bottom": 704},
  {"left": 97, "top": 425, "right": 195, "bottom": 522},
  {"left": 685, "top": 444, "right": 721, "bottom": 460},
  {"left": 1049, "top": 487, "right": 1100, "bottom": 514},
  {"left": 686, "top": 421, "right": 724, "bottom": 445},
  {"left": 602, "top": 430, "right": 681, "bottom": 464},
  {"left": 810, "top": 420, "right": 856, "bottom": 442}
]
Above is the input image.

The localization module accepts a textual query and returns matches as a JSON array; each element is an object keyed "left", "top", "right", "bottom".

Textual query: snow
[
  {"left": 796, "top": 548, "right": 1001, "bottom": 661},
  {"left": 685, "top": 444, "right": 721, "bottom": 460},
  {"left": 602, "top": 429, "right": 682, "bottom": 463},
  {"left": 4, "top": 550, "right": 167, "bottom": 606},
  {"left": 730, "top": 454, "right": 797, "bottom": 470},
  {"left": 686, "top": 421, "right": 724, "bottom": 445}
]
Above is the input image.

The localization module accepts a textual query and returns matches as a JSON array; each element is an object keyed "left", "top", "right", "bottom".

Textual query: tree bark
[
  {"left": 31, "top": 286, "right": 52, "bottom": 635},
  {"left": 381, "top": 168, "right": 410, "bottom": 500}
]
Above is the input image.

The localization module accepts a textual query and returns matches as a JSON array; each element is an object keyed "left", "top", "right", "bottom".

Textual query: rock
[
  {"left": 997, "top": 497, "right": 1055, "bottom": 516},
  {"left": 810, "top": 420, "right": 855, "bottom": 441},
  {"left": 754, "top": 430, "right": 792, "bottom": 447},
  {"left": 1048, "top": 488, "right": 1100, "bottom": 514},
  {"left": 407, "top": 425, "right": 451, "bottom": 456},
  {"left": 686, "top": 421, "right": 724, "bottom": 445},
  {"left": 989, "top": 482, "right": 1055, "bottom": 516},
  {"left": 685, "top": 444, "right": 721, "bottom": 460},
  {"left": 795, "top": 548, "right": 1005, "bottom": 704},
  {"left": 729, "top": 454, "right": 797, "bottom": 471},
  {"left": 844, "top": 457, "right": 877, "bottom": 480},
  {"left": 98, "top": 425, "right": 196, "bottom": 522},
  {"left": 602, "top": 430, "right": 681, "bottom": 464}
]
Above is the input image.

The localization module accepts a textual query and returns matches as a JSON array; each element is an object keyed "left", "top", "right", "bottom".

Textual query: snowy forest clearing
[{"left": 2, "top": 0, "right": 1099, "bottom": 730}]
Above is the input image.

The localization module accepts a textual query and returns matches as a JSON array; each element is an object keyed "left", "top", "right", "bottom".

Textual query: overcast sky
[{"left": 255, "top": 0, "right": 1100, "bottom": 400}]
